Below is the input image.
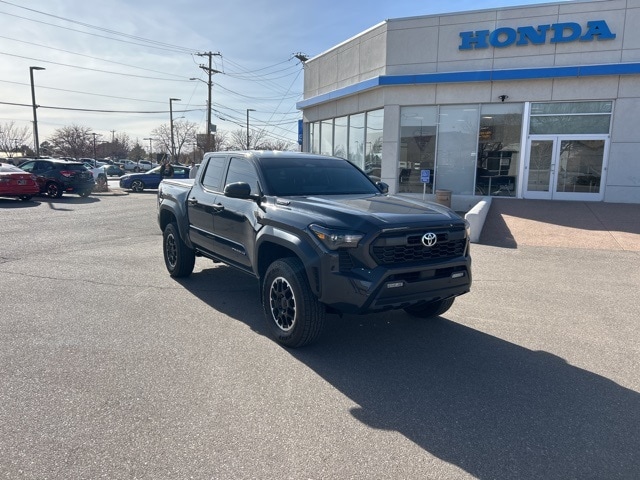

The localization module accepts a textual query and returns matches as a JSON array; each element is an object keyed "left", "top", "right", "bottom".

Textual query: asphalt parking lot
[{"left": 1, "top": 192, "right": 638, "bottom": 479}]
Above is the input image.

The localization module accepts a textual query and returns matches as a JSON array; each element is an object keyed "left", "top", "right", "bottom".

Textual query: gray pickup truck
[{"left": 157, "top": 151, "right": 472, "bottom": 347}]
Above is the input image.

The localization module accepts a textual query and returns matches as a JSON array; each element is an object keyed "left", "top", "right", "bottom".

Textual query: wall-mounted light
[{"left": 498, "top": 95, "right": 509, "bottom": 102}]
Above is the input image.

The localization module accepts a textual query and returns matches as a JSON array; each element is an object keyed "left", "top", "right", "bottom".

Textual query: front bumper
[{"left": 312, "top": 253, "right": 471, "bottom": 314}]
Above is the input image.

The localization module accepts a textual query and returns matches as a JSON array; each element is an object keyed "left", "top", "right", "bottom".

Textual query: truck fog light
[{"left": 451, "top": 272, "right": 465, "bottom": 279}]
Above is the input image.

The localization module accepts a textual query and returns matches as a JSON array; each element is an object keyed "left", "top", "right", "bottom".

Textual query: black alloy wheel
[
  {"left": 262, "top": 257, "right": 325, "bottom": 348},
  {"left": 163, "top": 222, "right": 195, "bottom": 277}
]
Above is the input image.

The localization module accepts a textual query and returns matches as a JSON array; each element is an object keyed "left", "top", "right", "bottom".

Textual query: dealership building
[{"left": 297, "top": 0, "right": 640, "bottom": 206}]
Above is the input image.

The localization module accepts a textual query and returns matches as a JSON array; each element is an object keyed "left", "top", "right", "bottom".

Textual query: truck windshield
[{"left": 260, "top": 157, "right": 380, "bottom": 196}]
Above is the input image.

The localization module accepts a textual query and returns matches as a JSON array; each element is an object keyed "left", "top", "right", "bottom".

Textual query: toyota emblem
[{"left": 421, "top": 232, "right": 437, "bottom": 247}]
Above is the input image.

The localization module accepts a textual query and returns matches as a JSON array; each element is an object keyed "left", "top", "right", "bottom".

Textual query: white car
[
  {"left": 82, "top": 162, "right": 107, "bottom": 186},
  {"left": 121, "top": 159, "right": 154, "bottom": 172},
  {"left": 137, "top": 160, "right": 157, "bottom": 171}
]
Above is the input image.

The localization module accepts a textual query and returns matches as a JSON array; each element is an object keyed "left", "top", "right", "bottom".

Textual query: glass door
[{"left": 524, "top": 135, "right": 608, "bottom": 201}]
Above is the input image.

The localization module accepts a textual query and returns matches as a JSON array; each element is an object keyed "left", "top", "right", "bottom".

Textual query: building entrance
[{"left": 523, "top": 135, "right": 608, "bottom": 201}]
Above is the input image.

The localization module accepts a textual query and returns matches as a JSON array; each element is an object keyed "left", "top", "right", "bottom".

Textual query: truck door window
[
  {"left": 225, "top": 158, "right": 259, "bottom": 194},
  {"left": 201, "top": 156, "right": 226, "bottom": 192}
]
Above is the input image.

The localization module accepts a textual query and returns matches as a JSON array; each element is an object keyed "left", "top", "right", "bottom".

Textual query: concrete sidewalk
[{"left": 479, "top": 199, "right": 640, "bottom": 252}]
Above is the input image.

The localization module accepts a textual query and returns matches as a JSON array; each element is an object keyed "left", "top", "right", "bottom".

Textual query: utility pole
[
  {"left": 29, "top": 66, "right": 45, "bottom": 157},
  {"left": 196, "top": 51, "right": 221, "bottom": 153},
  {"left": 246, "top": 109, "right": 255, "bottom": 150},
  {"left": 169, "top": 98, "right": 181, "bottom": 162}
]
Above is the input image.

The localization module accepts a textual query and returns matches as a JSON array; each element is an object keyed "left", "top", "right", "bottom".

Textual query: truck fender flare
[
  {"left": 255, "top": 226, "right": 321, "bottom": 294},
  {"left": 159, "top": 204, "right": 195, "bottom": 250}
]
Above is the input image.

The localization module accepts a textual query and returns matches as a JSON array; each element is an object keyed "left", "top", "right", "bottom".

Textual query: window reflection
[
  {"left": 348, "top": 113, "right": 365, "bottom": 169},
  {"left": 365, "top": 110, "right": 384, "bottom": 181},
  {"left": 308, "top": 110, "right": 380, "bottom": 174},
  {"left": 475, "top": 104, "right": 523, "bottom": 196},
  {"left": 399, "top": 107, "right": 438, "bottom": 193}
]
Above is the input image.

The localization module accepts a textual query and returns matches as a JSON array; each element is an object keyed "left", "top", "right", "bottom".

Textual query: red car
[{"left": 0, "top": 163, "right": 40, "bottom": 201}]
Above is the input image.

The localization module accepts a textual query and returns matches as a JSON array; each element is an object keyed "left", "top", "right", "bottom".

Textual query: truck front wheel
[
  {"left": 163, "top": 222, "right": 195, "bottom": 277},
  {"left": 404, "top": 297, "right": 455, "bottom": 318},
  {"left": 262, "top": 257, "right": 325, "bottom": 348}
]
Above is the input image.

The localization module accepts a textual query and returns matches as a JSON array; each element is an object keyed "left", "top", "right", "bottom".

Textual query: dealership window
[
  {"left": 348, "top": 113, "right": 365, "bottom": 169},
  {"left": 529, "top": 101, "right": 612, "bottom": 134},
  {"left": 476, "top": 103, "right": 524, "bottom": 196},
  {"left": 334, "top": 116, "right": 348, "bottom": 159},
  {"left": 307, "top": 109, "right": 382, "bottom": 174},
  {"left": 320, "top": 119, "right": 333, "bottom": 155},
  {"left": 399, "top": 104, "right": 523, "bottom": 196},
  {"left": 310, "top": 122, "right": 319, "bottom": 155},
  {"left": 399, "top": 107, "right": 438, "bottom": 193},
  {"left": 364, "top": 109, "right": 383, "bottom": 180},
  {"left": 436, "top": 105, "right": 479, "bottom": 195}
]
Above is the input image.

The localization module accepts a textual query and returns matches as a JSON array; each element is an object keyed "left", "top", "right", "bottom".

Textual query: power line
[
  {"left": 0, "top": 1, "right": 196, "bottom": 54},
  {"left": 0, "top": 51, "right": 192, "bottom": 82},
  {"left": 0, "top": 35, "right": 187, "bottom": 79},
  {"left": 0, "top": 79, "right": 177, "bottom": 105},
  {"left": 0, "top": 100, "right": 202, "bottom": 114}
]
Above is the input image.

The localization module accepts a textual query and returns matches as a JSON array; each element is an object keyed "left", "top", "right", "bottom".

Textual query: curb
[
  {"left": 464, "top": 197, "right": 492, "bottom": 243},
  {"left": 91, "top": 188, "right": 129, "bottom": 196}
]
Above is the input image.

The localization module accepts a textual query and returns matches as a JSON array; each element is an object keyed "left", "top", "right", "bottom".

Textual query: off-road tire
[
  {"left": 262, "top": 257, "right": 325, "bottom": 348},
  {"left": 163, "top": 222, "right": 195, "bottom": 277}
]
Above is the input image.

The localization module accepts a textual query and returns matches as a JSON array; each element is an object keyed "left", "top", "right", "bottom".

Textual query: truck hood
[{"left": 272, "top": 194, "right": 463, "bottom": 231}]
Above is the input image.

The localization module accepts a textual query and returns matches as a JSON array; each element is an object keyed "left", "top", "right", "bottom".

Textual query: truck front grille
[{"left": 370, "top": 229, "right": 466, "bottom": 265}]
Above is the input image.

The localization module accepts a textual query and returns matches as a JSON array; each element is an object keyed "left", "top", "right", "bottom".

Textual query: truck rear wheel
[
  {"left": 163, "top": 222, "right": 195, "bottom": 277},
  {"left": 262, "top": 257, "right": 325, "bottom": 348},
  {"left": 404, "top": 297, "right": 455, "bottom": 318}
]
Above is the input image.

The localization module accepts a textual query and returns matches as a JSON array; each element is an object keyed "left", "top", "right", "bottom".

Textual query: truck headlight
[
  {"left": 309, "top": 224, "right": 364, "bottom": 250},
  {"left": 464, "top": 219, "right": 471, "bottom": 239}
]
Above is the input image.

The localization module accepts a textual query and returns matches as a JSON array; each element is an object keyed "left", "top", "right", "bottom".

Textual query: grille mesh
[{"left": 371, "top": 232, "right": 465, "bottom": 265}]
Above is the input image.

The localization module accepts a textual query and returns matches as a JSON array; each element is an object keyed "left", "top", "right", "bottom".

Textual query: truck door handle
[
  {"left": 188, "top": 197, "right": 198, "bottom": 205},
  {"left": 212, "top": 203, "right": 224, "bottom": 212}
]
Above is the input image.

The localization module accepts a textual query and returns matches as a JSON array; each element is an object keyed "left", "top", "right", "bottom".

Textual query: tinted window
[
  {"left": 225, "top": 158, "right": 259, "bottom": 193},
  {"left": 201, "top": 156, "right": 226, "bottom": 191},
  {"left": 260, "top": 157, "right": 380, "bottom": 196}
]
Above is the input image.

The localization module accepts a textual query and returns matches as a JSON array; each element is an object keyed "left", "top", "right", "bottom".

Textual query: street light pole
[
  {"left": 143, "top": 137, "right": 153, "bottom": 161},
  {"left": 91, "top": 133, "right": 100, "bottom": 166},
  {"left": 29, "top": 66, "right": 45, "bottom": 157},
  {"left": 169, "top": 98, "right": 180, "bottom": 162},
  {"left": 246, "top": 109, "right": 255, "bottom": 150}
]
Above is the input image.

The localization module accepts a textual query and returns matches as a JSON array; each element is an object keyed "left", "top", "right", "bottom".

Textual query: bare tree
[
  {"left": 259, "top": 138, "right": 296, "bottom": 151},
  {"left": 227, "top": 128, "right": 267, "bottom": 150},
  {"left": 151, "top": 120, "right": 198, "bottom": 162},
  {"left": 0, "top": 121, "right": 31, "bottom": 158},
  {"left": 196, "top": 131, "right": 229, "bottom": 153},
  {"left": 47, "top": 125, "right": 93, "bottom": 158},
  {"left": 226, "top": 129, "right": 295, "bottom": 151}
]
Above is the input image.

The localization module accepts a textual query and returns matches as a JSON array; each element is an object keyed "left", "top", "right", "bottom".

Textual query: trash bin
[{"left": 435, "top": 189, "right": 451, "bottom": 208}]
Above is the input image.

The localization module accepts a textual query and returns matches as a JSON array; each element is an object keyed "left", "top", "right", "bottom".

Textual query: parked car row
[{"left": 1, "top": 159, "right": 193, "bottom": 200}]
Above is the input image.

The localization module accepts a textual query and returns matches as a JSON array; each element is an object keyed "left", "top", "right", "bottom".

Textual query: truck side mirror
[
  {"left": 224, "top": 181, "right": 252, "bottom": 199},
  {"left": 376, "top": 181, "right": 389, "bottom": 194}
]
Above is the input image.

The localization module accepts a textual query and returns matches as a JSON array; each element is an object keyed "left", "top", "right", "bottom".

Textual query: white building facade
[{"left": 297, "top": 0, "right": 640, "bottom": 206}]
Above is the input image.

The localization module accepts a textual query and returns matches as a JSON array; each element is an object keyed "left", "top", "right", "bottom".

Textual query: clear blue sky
[{"left": 0, "top": 0, "right": 566, "bottom": 148}]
